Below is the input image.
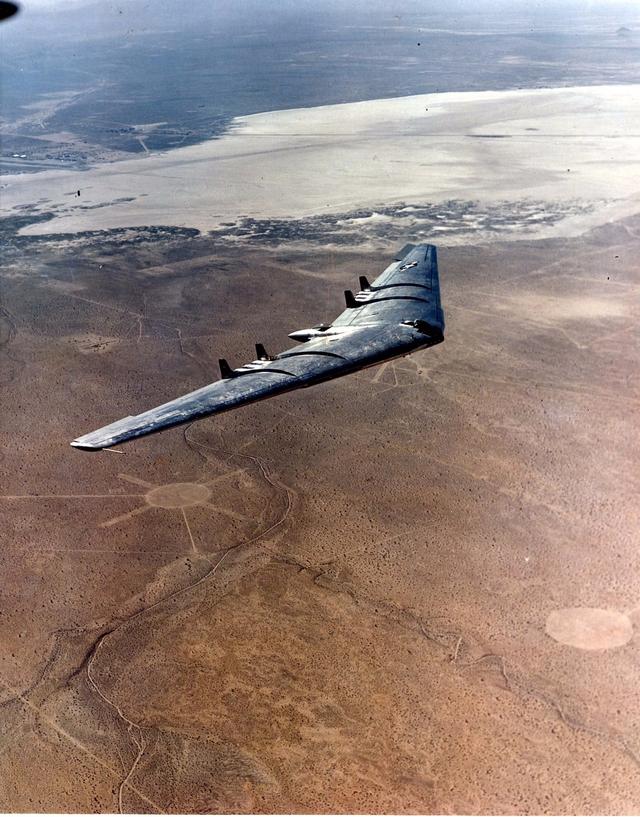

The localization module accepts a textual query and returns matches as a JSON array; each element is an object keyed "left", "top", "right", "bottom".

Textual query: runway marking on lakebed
[
  {"left": 98, "top": 472, "right": 252, "bottom": 554},
  {"left": 1, "top": 467, "right": 251, "bottom": 558},
  {"left": 546, "top": 608, "right": 634, "bottom": 650}
]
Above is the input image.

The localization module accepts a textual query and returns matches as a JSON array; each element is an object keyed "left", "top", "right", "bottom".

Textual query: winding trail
[
  {"left": 79, "top": 426, "right": 296, "bottom": 811},
  {"left": 86, "top": 635, "right": 149, "bottom": 813}
]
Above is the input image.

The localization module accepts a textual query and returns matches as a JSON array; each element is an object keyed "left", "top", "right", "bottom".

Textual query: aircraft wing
[{"left": 71, "top": 243, "right": 444, "bottom": 450}]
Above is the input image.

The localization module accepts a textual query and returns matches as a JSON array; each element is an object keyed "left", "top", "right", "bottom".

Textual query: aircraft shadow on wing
[{"left": 72, "top": 243, "right": 445, "bottom": 450}]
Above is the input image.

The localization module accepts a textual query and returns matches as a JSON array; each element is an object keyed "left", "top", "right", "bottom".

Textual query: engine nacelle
[{"left": 288, "top": 325, "right": 335, "bottom": 342}]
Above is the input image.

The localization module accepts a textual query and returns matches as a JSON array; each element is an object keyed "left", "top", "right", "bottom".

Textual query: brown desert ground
[{"left": 0, "top": 212, "right": 638, "bottom": 813}]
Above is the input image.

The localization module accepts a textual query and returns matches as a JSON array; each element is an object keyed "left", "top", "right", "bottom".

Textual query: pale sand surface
[{"left": 2, "top": 84, "right": 640, "bottom": 239}]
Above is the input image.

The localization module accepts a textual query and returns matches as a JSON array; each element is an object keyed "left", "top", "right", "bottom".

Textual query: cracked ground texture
[{"left": 0, "top": 215, "right": 639, "bottom": 813}]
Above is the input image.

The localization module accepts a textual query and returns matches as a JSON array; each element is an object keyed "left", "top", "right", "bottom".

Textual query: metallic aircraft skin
[{"left": 71, "top": 243, "right": 445, "bottom": 450}]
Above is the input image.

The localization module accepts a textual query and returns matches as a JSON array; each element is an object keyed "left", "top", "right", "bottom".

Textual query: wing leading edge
[{"left": 71, "top": 244, "right": 445, "bottom": 450}]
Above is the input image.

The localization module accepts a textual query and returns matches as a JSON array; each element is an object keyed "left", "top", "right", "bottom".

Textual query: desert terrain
[
  {"left": 4, "top": 1, "right": 638, "bottom": 172},
  {"left": 2, "top": 4, "right": 640, "bottom": 807},
  {"left": 0, "top": 198, "right": 638, "bottom": 810},
  {"left": 2, "top": 85, "right": 640, "bottom": 241}
]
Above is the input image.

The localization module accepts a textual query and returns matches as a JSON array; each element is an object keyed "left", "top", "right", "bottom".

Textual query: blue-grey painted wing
[
  {"left": 333, "top": 243, "right": 444, "bottom": 332},
  {"left": 71, "top": 244, "right": 444, "bottom": 450}
]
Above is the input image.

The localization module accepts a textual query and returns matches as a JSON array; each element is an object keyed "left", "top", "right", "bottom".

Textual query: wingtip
[{"left": 70, "top": 438, "right": 105, "bottom": 451}]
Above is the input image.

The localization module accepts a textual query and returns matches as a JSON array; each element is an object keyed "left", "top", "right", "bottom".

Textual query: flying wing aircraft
[{"left": 71, "top": 243, "right": 445, "bottom": 450}]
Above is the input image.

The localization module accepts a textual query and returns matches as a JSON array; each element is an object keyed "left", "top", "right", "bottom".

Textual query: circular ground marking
[
  {"left": 546, "top": 607, "right": 633, "bottom": 650},
  {"left": 145, "top": 482, "right": 211, "bottom": 509}
]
